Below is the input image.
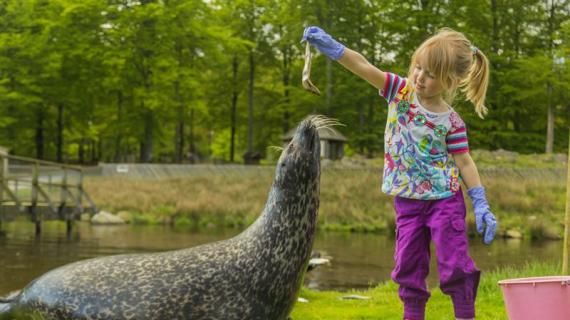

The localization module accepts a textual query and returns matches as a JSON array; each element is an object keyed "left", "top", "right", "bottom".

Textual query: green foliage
[{"left": 0, "top": 0, "right": 567, "bottom": 163}]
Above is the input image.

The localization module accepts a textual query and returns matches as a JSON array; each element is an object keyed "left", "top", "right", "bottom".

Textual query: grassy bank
[
  {"left": 290, "top": 262, "right": 561, "bottom": 319},
  {"left": 85, "top": 152, "right": 567, "bottom": 240}
]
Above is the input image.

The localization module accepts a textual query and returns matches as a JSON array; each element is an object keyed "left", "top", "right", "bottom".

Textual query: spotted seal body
[{"left": 0, "top": 117, "right": 322, "bottom": 320}]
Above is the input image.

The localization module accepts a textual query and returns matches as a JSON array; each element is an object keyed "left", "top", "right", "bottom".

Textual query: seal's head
[{"left": 275, "top": 116, "right": 321, "bottom": 190}]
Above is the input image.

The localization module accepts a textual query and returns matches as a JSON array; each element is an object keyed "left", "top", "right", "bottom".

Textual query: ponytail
[{"left": 461, "top": 48, "right": 490, "bottom": 118}]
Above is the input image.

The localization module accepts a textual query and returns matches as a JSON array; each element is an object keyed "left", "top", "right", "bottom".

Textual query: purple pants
[{"left": 391, "top": 191, "right": 480, "bottom": 320}]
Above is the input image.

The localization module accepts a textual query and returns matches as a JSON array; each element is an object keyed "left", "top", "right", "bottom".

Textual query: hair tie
[{"left": 470, "top": 45, "right": 478, "bottom": 55}]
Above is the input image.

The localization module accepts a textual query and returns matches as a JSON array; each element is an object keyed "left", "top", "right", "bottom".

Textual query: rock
[
  {"left": 297, "top": 297, "right": 309, "bottom": 303},
  {"left": 307, "top": 250, "right": 332, "bottom": 272},
  {"left": 340, "top": 295, "right": 371, "bottom": 300},
  {"left": 493, "top": 149, "right": 519, "bottom": 162},
  {"left": 554, "top": 154, "right": 568, "bottom": 164},
  {"left": 307, "top": 258, "right": 331, "bottom": 272},
  {"left": 116, "top": 211, "right": 133, "bottom": 223},
  {"left": 505, "top": 229, "right": 523, "bottom": 239},
  {"left": 91, "top": 211, "right": 126, "bottom": 225},
  {"left": 543, "top": 227, "right": 562, "bottom": 240}
]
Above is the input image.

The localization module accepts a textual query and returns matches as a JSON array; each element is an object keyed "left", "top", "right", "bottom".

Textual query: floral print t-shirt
[{"left": 380, "top": 73, "right": 469, "bottom": 200}]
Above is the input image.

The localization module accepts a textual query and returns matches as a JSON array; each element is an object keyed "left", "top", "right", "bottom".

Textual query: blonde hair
[{"left": 407, "top": 28, "right": 490, "bottom": 118}]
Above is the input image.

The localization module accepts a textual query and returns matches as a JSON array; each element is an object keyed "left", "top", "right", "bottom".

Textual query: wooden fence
[
  {"left": 98, "top": 163, "right": 568, "bottom": 181},
  {"left": 0, "top": 153, "right": 97, "bottom": 235}
]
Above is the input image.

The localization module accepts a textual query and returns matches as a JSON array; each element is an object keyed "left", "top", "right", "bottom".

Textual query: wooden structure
[
  {"left": 562, "top": 128, "right": 570, "bottom": 275},
  {"left": 282, "top": 126, "right": 348, "bottom": 160},
  {"left": 0, "top": 149, "right": 97, "bottom": 235}
]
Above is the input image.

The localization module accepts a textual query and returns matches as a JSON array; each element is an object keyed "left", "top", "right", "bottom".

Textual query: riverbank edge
[{"left": 92, "top": 209, "right": 563, "bottom": 242}]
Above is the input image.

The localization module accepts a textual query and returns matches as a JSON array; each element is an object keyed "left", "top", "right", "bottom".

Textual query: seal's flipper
[
  {"left": 0, "top": 290, "right": 19, "bottom": 316},
  {"left": 0, "top": 301, "right": 13, "bottom": 317}
]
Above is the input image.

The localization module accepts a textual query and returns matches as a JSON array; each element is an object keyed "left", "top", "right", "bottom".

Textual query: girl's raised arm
[{"left": 303, "top": 26, "right": 387, "bottom": 90}]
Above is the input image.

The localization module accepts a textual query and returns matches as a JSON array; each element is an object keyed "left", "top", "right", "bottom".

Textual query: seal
[{"left": 0, "top": 116, "right": 323, "bottom": 320}]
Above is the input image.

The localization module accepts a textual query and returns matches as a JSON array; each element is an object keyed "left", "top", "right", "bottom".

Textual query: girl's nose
[{"left": 417, "top": 72, "right": 425, "bottom": 83}]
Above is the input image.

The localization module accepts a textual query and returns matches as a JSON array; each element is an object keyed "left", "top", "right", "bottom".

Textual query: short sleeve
[
  {"left": 446, "top": 113, "right": 469, "bottom": 154},
  {"left": 379, "top": 72, "right": 407, "bottom": 104}
]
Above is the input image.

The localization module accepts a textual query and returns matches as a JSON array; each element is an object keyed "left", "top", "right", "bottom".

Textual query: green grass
[{"left": 290, "top": 262, "right": 561, "bottom": 320}]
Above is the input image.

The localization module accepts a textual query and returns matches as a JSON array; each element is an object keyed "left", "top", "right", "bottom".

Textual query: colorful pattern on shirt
[{"left": 379, "top": 73, "right": 469, "bottom": 200}]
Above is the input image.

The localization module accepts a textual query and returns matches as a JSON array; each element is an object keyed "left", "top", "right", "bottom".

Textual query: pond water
[{"left": 0, "top": 221, "right": 562, "bottom": 296}]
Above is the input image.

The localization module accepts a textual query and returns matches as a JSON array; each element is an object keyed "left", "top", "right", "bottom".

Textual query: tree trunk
[
  {"left": 367, "top": 96, "right": 376, "bottom": 158},
  {"left": 489, "top": 0, "right": 500, "bottom": 138},
  {"left": 247, "top": 49, "right": 255, "bottom": 154},
  {"left": 563, "top": 127, "right": 570, "bottom": 274},
  {"left": 175, "top": 80, "right": 185, "bottom": 163},
  {"left": 90, "top": 139, "right": 96, "bottom": 164},
  {"left": 326, "top": 58, "right": 332, "bottom": 116},
  {"left": 114, "top": 91, "right": 123, "bottom": 162},
  {"left": 357, "top": 11, "right": 365, "bottom": 154},
  {"left": 175, "top": 111, "right": 185, "bottom": 163},
  {"left": 282, "top": 42, "right": 291, "bottom": 134},
  {"left": 141, "top": 108, "right": 154, "bottom": 162},
  {"left": 230, "top": 56, "right": 239, "bottom": 162},
  {"left": 188, "top": 107, "right": 195, "bottom": 161},
  {"left": 545, "top": 0, "right": 556, "bottom": 153},
  {"left": 35, "top": 106, "right": 45, "bottom": 160},
  {"left": 78, "top": 138, "right": 85, "bottom": 164},
  {"left": 491, "top": 0, "right": 499, "bottom": 54},
  {"left": 97, "top": 136, "right": 103, "bottom": 163},
  {"left": 546, "top": 95, "right": 554, "bottom": 153},
  {"left": 56, "top": 103, "right": 64, "bottom": 162}
]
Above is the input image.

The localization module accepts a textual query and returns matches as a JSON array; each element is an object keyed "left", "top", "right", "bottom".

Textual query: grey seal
[{"left": 0, "top": 116, "right": 324, "bottom": 320}]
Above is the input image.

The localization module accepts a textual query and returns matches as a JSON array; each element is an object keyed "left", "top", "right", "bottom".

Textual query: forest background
[{"left": 0, "top": 0, "right": 568, "bottom": 165}]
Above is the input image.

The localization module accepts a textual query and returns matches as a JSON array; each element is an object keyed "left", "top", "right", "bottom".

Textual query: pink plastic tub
[{"left": 498, "top": 276, "right": 570, "bottom": 320}]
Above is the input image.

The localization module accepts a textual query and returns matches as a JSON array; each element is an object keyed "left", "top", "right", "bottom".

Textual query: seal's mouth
[
  {"left": 293, "top": 119, "right": 318, "bottom": 154},
  {"left": 289, "top": 115, "right": 342, "bottom": 160}
]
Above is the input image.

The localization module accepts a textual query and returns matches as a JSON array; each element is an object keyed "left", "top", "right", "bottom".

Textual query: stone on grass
[
  {"left": 505, "top": 229, "right": 523, "bottom": 239},
  {"left": 91, "top": 211, "right": 126, "bottom": 225},
  {"left": 340, "top": 295, "right": 371, "bottom": 300}
]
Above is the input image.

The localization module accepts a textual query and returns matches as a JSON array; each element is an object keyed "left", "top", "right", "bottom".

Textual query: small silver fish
[{"left": 302, "top": 41, "right": 321, "bottom": 96}]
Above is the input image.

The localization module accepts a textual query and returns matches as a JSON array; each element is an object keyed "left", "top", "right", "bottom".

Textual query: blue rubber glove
[
  {"left": 301, "top": 26, "right": 345, "bottom": 60},
  {"left": 467, "top": 186, "right": 497, "bottom": 245}
]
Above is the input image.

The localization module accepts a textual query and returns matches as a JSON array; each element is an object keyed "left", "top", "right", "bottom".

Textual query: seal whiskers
[{"left": 1, "top": 116, "right": 323, "bottom": 320}]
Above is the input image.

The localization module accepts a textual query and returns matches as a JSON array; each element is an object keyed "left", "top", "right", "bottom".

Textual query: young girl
[{"left": 302, "top": 27, "right": 498, "bottom": 320}]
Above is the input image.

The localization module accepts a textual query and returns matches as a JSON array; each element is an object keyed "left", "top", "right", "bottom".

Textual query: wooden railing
[{"left": 0, "top": 152, "right": 97, "bottom": 235}]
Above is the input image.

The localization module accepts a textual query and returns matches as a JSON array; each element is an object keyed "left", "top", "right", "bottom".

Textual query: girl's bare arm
[
  {"left": 337, "top": 48, "right": 387, "bottom": 90},
  {"left": 453, "top": 152, "right": 482, "bottom": 189}
]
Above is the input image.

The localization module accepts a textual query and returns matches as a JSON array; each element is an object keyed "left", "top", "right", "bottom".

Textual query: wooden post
[
  {"left": 32, "top": 162, "right": 41, "bottom": 235},
  {"left": 61, "top": 168, "right": 71, "bottom": 235},
  {"left": 78, "top": 170, "right": 84, "bottom": 214},
  {"left": 562, "top": 130, "right": 570, "bottom": 275},
  {"left": 0, "top": 153, "right": 5, "bottom": 230}
]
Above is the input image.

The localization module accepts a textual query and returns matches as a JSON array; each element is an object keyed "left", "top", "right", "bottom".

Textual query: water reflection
[
  {"left": 307, "top": 232, "right": 562, "bottom": 291},
  {"left": 0, "top": 221, "right": 562, "bottom": 295}
]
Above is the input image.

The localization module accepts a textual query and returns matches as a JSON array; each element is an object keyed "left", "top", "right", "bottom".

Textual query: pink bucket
[{"left": 498, "top": 276, "right": 570, "bottom": 320}]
